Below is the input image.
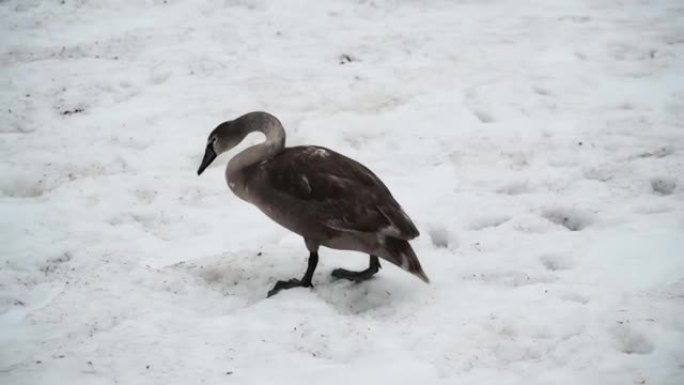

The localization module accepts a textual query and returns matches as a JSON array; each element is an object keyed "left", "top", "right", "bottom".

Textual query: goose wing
[{"left": 262, "top": 146, "right": 419, "bottom": 240}]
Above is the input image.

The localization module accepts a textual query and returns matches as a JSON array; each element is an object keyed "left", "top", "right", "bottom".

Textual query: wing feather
[{"left": 262, "top": 146, "right": 419, "bottom": 240}]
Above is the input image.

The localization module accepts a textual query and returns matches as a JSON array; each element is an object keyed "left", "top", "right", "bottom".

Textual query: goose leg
[
  {"left": 267, "top": 251, "right": 319, "bottom": 297},
  {"left": 331, "top": 255, "right": 381, "bottom": 282}
]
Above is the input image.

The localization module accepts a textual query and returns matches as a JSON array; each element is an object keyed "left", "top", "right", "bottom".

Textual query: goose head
[
  {"left": 197, "top": 120, "right": 248, "bottom": 175},
  {"left": 197, "top": 112, "right": 285, "bottom": 175}
]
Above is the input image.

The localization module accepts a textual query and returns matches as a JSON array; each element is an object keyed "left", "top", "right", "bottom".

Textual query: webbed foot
[
  {"left": 267, "top": 278, "right": 313, "bottom": 297},
  {"left": 267, "top": 251, "right": 319, "bottom": 298},
  {"left": 331, "top": 255, "right": 381, "bottom": 282}
]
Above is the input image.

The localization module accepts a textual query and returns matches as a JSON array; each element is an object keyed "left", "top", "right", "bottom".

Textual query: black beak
[{"left": 197, "top": 143, "right": 217, "bottom": 175}]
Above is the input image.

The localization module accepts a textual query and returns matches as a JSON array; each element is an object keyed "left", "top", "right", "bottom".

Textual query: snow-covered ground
[{"left": 2, "top": 0, "right": 683, "bottom": 383}]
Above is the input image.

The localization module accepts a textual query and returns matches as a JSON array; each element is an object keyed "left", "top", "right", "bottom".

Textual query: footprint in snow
[
  {"left": 427, "top": 223, "right": 458, "bottom": 249},
  {"left": 495, "top": 179, "right": 530, "bottom": 195},
  {"left": 471, "top": 108, "right": 495, "bottom": 123},
  {"left": 650, "top": 177, "right": 676, "bottom": 195},
  {"left": 583, "top": 165, "right": 615, "bottom": 182},
  {"left": 41, "top": 252, "right": 73, "bottom": 276},
  {"left": 539, "top": 253, "right": 575, "bottom": 271},
  {"left": 611, "top": 322, "right": 655, "bottom": 355},
  {"left": 541, "top": 208, "right": 593, "bottom": 231}
]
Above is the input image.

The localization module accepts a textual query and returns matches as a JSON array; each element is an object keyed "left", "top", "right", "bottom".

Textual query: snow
[{"left": 1, "top": 0, "right": 683, "bottom": 384}]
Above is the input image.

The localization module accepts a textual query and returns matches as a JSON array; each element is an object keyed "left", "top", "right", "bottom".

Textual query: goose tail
[{"left": 381, "top": 237, "right": 430, "bottom": 284}]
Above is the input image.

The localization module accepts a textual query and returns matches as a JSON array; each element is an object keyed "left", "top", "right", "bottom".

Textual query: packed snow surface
[{"left": 1, "top": 0, "right": 683, "bottom": 384}]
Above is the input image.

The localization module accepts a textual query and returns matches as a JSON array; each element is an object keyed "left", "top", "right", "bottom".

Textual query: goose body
[{"left": 198, "top": 111, "right": 428, "bottom": 296}]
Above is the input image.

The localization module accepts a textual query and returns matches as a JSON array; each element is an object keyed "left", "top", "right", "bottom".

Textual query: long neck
[{"left": 227, "top": 120, "right": 286, "bottom": 178}]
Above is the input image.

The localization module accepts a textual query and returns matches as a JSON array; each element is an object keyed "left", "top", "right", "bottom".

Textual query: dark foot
[
  {"left": 267, "top": 278, "right": 313, "bottom": 297},
  {"left": 331, "top": 255, "right": 381, "bottom": 282},
  {"left": 267, "top": 251, "right": 319, "bottom": 298}
]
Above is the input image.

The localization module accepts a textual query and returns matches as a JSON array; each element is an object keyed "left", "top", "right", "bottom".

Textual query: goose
[{"left": 197, "top": 111, "right": 429, "bottom": 297}]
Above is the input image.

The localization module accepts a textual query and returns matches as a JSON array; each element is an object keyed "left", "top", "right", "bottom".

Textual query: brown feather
[{"left": 255, "top": 146, "right": 419, "bottom": 240}]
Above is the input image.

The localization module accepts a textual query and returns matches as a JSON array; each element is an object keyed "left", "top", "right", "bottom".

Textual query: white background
[{"left": 1, "top": 0, "right": 683, "bottom": 384}]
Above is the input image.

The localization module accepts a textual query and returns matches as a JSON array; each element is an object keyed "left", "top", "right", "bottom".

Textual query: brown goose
[{"left": 197, "top": 111, "right": 429, "bottom": 297}]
